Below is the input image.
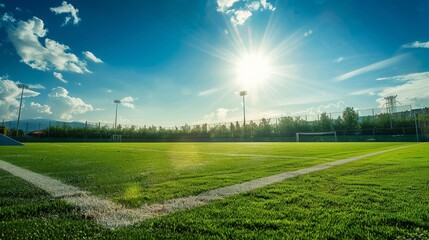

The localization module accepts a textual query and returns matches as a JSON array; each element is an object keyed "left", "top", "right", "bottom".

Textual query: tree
[
  {"left": 229, "top": 122, "right": 235, "bottom": 137},
  {"left": 234, "top": 121, "right": 242, "bottom": 137},
  {"left": 319, "top": 112, "right": 332, "bottom": 131},
  {"left": 278, "top": 116, "right": 294, "bottom": 136},
  {"left": 342, "top": 107, "right": 359, "bottom": 130},
  {"left": 256, "top": 118, "right": 272, "bottom": 137}
]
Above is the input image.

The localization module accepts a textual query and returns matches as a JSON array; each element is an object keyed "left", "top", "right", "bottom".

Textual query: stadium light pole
[
  {"left": 16, "top": 83, "right": 29, "bottom": 137},
  {"left": 240, "top": 90, "right": 247, "bottom": 127},
  {"left": 113, "top": 100, "right": 121, "bottom": 130}
]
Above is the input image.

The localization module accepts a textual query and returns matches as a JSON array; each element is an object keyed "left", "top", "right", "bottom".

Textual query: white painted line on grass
[
  {"left": 0, "top": 160, "right": 150, "bottom": 229},
  {"left": 0, "top": 144, "right": 416, "bottom": 229}
]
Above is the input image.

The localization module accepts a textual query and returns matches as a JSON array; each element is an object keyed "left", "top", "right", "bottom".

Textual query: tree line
[{"left": 15, "top": 107, "right": 429, "bottom": 141}]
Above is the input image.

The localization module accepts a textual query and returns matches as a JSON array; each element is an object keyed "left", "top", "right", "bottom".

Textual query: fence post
[
  {"left": 84, "top": 121, "right": 87, "bottom": 139},
  {"left": 389, "top": 113, "right": 393, "bottom": 129},
  {"left": 414, "top": 112, "right": 419, "bottom": 142},
  {"left": 275, "top": 118, "right": 279, "bottom": 137}
]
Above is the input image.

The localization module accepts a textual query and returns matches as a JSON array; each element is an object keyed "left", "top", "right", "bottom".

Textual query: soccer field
[{"left": 0, "top": 142, "right": 428, "bottom": 239}]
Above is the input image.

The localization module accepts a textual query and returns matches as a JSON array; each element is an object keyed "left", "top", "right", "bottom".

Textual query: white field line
[
  {"left": 117, "top": 147, "right": 334, "bottom": 161},
  {"left": 0, "top": 144, "right": 415, "bottom": 229}
]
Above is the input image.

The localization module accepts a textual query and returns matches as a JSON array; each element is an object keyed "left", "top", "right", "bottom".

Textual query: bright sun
[{"left": 236, "top": 53, "right": 273, "bottom": 89}]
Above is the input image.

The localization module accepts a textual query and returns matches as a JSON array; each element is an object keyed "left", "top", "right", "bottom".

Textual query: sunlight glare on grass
[
  {"left": 167, "top": 144, "right": 205, "bottom": 170},
  {"left": 122, "top": 183, "right": 143, "bottom": 205}
]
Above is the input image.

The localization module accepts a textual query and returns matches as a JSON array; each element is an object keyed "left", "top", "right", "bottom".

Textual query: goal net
[
  {"left": 296, "top": 131, "right": 337, "bottom": 142},
  {"left": 112, "top": 134, "right": 122, "bottom": 142}
]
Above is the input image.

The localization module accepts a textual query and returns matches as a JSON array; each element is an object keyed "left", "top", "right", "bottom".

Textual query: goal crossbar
[
  {"left": 112, "top": 134, "right": 122, "bottom": 142},
  {"left": 296, "top": 131, "right": 337, "bottom": 142}
]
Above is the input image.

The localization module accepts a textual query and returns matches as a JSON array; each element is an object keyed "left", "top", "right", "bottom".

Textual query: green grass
[
  {"left": 0, "top": 169, "right": 109, "bottom": 239},
  {"left": 120, "top": 143, "right": 428, "bottom": 239},
  {"left": 0, "top": 142, "right": 428, "bottom": 239},
  {"left": 0, "top": 142, "right": 411, "bottom": 207}
]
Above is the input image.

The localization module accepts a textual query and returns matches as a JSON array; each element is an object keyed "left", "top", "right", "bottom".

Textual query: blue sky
[{"left": 1, "top": 0, "right": 429, "bottom": 127}]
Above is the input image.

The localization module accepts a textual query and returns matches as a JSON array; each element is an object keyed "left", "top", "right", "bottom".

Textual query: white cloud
[
  {"left": 1, "top": 12, "right": 16, "bottom": 23},
  {"left": 231, "top": 10, "right": 252, "bottom": 26},
  {"left": 316, "top": 101, "right": 347, "bottom": 113},
  {"left": 198, "top": 108, "right": 239, "bottom": 124},
  {"left": 0, "top": 3, "right": 5, "bottom": 8},
  {"left": 217, "top": 0, "right": 275, "bottom": 26},
  {"left": 216, "top": 108, "right": 230, "bottom": 122},
  {"left": 27, "top": 83, "right": 45, "bottom": 89},
  {"left": 349, "top": 88, "right": 380, "bottom": 96},
  {"left": 376, "top": 72, "right": 429, "bottom": 108},
  {"left": 53, "top": 72, "right": 68, "bottom": 83},
  {"left": 50, "top": 1, "right": 81, "bottom": 26},
  {"left": 83, "top": 51, "right": 103, "bottom": 63},
  {"left": 401, "top": 41, "right": 429, "bottom": 49},
  {"left": 376, "top": 72, "right": 427, "bottom": 82},
  {"left": 257, "top": 110, "right": 285, "bottom": 119},
  {"left": 0, "top": 79, "right": 40, "bottom": 120},
  {"left": 120, "top": 96, "right": 138, "bottom": 109},
  {"left": 292, "top": 101, "right": 347, "bottom": 117},
  {"left": 48, "top": 87, "right": 93, "bottom": 120},
  {"left": 4, "top": 16, "right": 90, "bottom": 73},
  {"left": 106, "top": 89, "right": 112, "bottom": 93},
  {"left": 217, "top": 0, "right": 239, "bottom": 12},
  {"left": 202, "top": 112, "right": 215, "bottom": 123},
  {"left": 247, "top": 1, "right": 260, "bottom": 11},
  {"left": 334, "top": 55, "right": 406, "bottom": 82},
  {"left": 198, "top": 87, "right": 221, "bottom": 96},
  {"left": 304, "top": 30, "right": 313, "bottom": 37},
  {"left": 333, "top": 57, "right": 344, "bottom": 63},
  {"left": 260, "top": 0, "right": 275, "bottom": 10},
  {"left": 28, "top": 102, "right": 52, "bottom": 116}
]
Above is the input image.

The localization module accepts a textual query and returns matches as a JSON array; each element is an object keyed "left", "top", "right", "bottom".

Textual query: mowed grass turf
[
  {"left": 0, "top": 143, "right": 427, "bottom": 239},
  {"left": 0, "top": 169, "right": 109, "bottom": 239},
  {"left": 115, "top": 143, "right": 428, "bottom": 239},
  {"left": 0, "top": 142, "right": 411, "bottom": 207}
]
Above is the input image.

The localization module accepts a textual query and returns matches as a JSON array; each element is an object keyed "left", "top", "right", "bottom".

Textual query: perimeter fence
[{"left": 3, "top": 106, "right": 429, "bottom": 142}]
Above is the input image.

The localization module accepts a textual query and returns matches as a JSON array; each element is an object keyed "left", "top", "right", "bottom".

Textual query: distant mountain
[{"left": 1, "top": 119, "right": 86, "bottom": 132}]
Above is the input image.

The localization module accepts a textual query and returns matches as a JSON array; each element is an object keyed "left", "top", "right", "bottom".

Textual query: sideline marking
[{"left": 0, "top": 144, "right": 416, "bottom": 229}]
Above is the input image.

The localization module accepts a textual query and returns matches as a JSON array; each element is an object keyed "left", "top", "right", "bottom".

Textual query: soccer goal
[
  {"left": 296, "top": 131, "right": 337, "bottom": 142},
  {"left": 112, "top": 134, "right": 122, "bottom": 142}
]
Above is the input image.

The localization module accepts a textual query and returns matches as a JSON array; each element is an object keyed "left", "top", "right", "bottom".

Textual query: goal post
[
  {"left": 111, "top": 134, "right": 122, "bottom": 142},
  {"left": 296, "top": 131, "right": 337, "bottom": 142}
]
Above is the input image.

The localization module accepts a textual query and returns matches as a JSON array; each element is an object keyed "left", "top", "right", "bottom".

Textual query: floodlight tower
[
  {"left": 16, "top": 83, "right": 29, "bottom": 137},
  {"left": 384, "top": 95, "right": 398, "bottom": 114},
  {"left": 113, "top": 100, "right": 121, "bottom": 130},
  {"left": 240, "top": 90, "right": 247, "bottom": 127}
]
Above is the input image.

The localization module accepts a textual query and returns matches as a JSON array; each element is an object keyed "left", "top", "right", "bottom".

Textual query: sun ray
[{"left": 184, "top": 10, "right": 321, "bottom": 109}]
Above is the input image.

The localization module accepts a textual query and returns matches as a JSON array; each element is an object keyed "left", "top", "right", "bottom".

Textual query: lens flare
[{"left": 236, "top": 53, "right": 273, "bottom": 90}]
